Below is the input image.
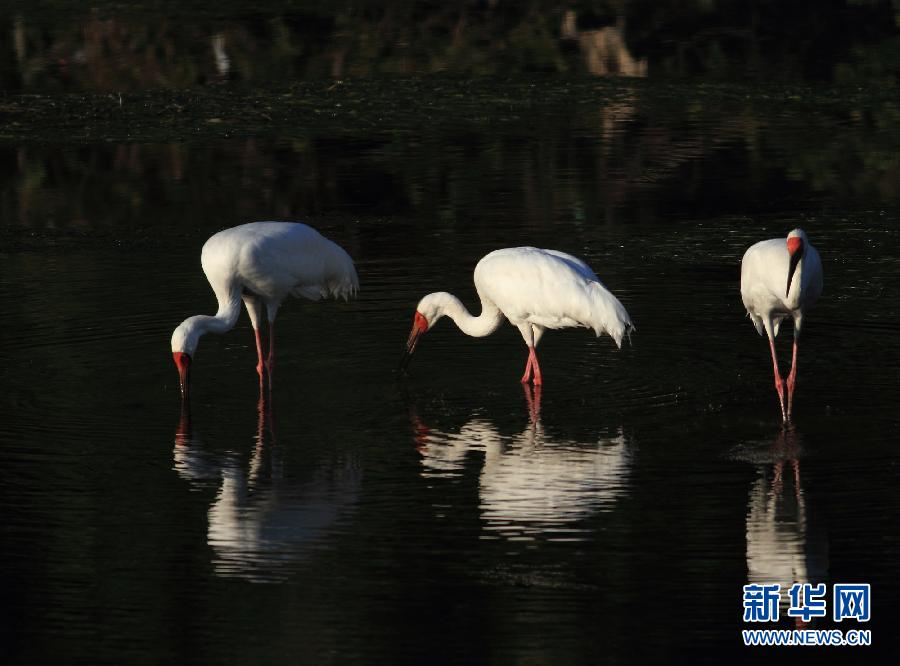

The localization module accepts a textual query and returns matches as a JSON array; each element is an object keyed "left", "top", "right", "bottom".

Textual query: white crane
[
  {"left": 740, "top": 229, "right": 823, "bottom": 422},
  {"left": 171, "top": 222, "right": 358, "bottom": 398},
  {"left": 400, "top": 247, "right": 634, "bottom": 384}
]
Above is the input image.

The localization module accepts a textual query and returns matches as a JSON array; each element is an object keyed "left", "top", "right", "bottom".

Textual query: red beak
[
  {"left": 399, "top": 312, "right": 429, "bottom": 372},
  {"left": 173, "top": 352, "right": 192, "bottom": 399}
]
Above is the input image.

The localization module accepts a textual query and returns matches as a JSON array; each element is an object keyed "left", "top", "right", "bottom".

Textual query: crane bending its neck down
[
  {"left": 171, "top": 306, "right": 241, "bottom": 399},
  {"left": 400, "top": 291, "right": 503, "bottom": 370},
  {"left": 169, "top": 221, "right": 360, "bottom": 401},
  {"left": 173, "top": 351, "right": 191, "bottom": 399}
]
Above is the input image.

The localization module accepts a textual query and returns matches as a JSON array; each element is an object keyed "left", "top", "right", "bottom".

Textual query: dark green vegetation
[{"left": 2, "top": 0, "right": 899, "bottom": 90}]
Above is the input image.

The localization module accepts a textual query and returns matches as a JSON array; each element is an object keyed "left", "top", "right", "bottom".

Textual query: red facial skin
[
  {"left": 407, "top": 311, "right": 429, "bottom": 352},
  {"left": 399, "top": 312, "right": 429, "bottom": 372},
  {"left": 415, "top": 312, "right": 428, "bottom": 328},
  {"left": 785, "top": 236, "right": 804, "bottom": 297},
  {"left": 173, "top": 352, "right": 192, "bottom": 399}
]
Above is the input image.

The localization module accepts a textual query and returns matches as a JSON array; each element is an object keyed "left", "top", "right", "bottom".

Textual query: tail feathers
[
  {"left": 293, "top": 277, "right": 358, "bottom": 302},
  {"left": 292, "top": 241, "right": 359, "bottom": 302},
  {"left": 747, "top": 311, "right": 783, "bottom": 338},
  {"left": 587, "top": 282, "right": 634, "bottom": 349},
  {"left": 333, "top": 258, "right": 360, "bottom": 301},
  {"left": 748, "top": 312, "right": 765, "bottom": 336},
  {"left": 329, "top": 242, "right": 360, "bottom": 302},
  {"left": 333, "top": 277, "right": 358, "bottom": 302}
]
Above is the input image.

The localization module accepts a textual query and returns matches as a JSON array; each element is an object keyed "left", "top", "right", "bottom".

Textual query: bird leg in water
[
  {"left": 786, "top": 340, "right": 799, "bottom": 421},
  {"left": 254, "top": 327, "right": 265, "bottom": 381},
  {"left": 530, "top": 347, "right": 543, "bottom": 386},
  {"left": 256, "top": 386, "right": 275, "bottom": 443},
  {"left": 522, "top": 382, "right": 542, "bottom": 423},
  {"left": 257, "top": 367, "right": 273, "bottom": 420},
  {"left": 520, "top": 347, "right": 543, "bottom": 385},
  {"left": 772, "top": 459, "right": 784, "bottom": 497},
  {"left": 768, "top": 338, "right": 787, "bottom": 423},
  {"left": 266, "top": 323, "right": 275, "bottom": 389},
  {"left": 520, "top": 351, "right": 534, "bottom": 383}
]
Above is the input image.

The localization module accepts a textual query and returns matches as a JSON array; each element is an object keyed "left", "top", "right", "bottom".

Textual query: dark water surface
[{"left": 3, "top": 3, "right": 900, "bottom": 665}]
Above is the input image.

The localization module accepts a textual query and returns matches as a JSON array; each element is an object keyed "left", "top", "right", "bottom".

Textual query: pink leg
[
  {"left": 520, "top": 350, "right": 534, "bottom": 383},
  {"left": 253, "top": 328, "right": 265, "bottom": 380},
  {"left": 266, "top": 322, "right": 275, "bottom": 388},
  {"left": 531, "top": 347, "right": 543, "bottom": 386},
  {"left": 768, "top": 338, "right": 787, "bottom": 423},
  {"left": 786, "top": 340, "right": 798, "bottom": 421}
]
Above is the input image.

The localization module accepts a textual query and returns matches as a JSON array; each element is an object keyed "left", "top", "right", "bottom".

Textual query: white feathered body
[
  {"left": 474, "top": 247, "right": 633, "bottom": 347},
  {"left": 202, "top": 221, "right": 358, "bottom": 307},
  {"left": 740, "top": 237, "right": 822, "bottom": 338}
]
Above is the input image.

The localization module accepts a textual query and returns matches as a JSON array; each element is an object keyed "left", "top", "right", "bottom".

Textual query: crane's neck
[
  {"left": 434, "top": 292, "right": 503, "bottom": 338},
  {"left": 172, "top": 293, "right": 242, "bottom": 354},
  {"left": 786, "top": 255, "right": 804, "bottom": 302},
  {"left": 188, "top": 312, "right": 238, "bottom": 335}
]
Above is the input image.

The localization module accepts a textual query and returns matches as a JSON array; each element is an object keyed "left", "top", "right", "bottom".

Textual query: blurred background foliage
[
  {"left": 1, "top": 1, "right": 899, "bottom": 235},
  {"left": 2, "top": 0, "right": 899, "bottom": 91}
]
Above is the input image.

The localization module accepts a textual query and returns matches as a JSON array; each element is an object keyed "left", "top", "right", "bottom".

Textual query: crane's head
[
  {"left": 785, "top": 228, "right": 807, "bottom": 298},
  {"left": 171, "top": 319, "right": 201, "bottom": 399},
  {"left": 399, "top": 293, "right": 447, "bottom": 372}
]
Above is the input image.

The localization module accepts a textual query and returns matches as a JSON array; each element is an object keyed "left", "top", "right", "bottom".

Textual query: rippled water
[
  {"left": 3, "top": 6, "right": 900, "bottom": 664},
  {"left": 4, "top": 201, "right": 899, "bottom": 662}
]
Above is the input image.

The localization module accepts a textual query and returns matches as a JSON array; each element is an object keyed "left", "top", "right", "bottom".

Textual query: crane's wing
[
  {"left": 740, "top": 239, "right": 785, "bottom": 313},
  {"left": 475, "top": 247, "right": 633, "bottom": 347},
  {"left": 541, "top": 249, "right": 600, "bottom": 281},
  {"left": 232, "top": 222, "right": 358, "bottom": 302}
]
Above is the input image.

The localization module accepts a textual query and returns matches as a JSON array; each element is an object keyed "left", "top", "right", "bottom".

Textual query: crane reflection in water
[
  {"left": 173, "top": 396, "right": 361, "bottom": 582},
  {"left": 410, "top": 385, "right": 632, "bottom": 540},
  {"left": 744, "top": 427, "right": 829, "bottom": 624}
]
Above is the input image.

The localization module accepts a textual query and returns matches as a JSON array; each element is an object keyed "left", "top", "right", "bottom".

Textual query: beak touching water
[
  {"left": 173, "top": 352, "right": 192, "bottom": 399},
  {"left": 786, "top": 236, "right": 803, "bottom": 297},
  {"left": 399, "top": 312, "right": 429, "bottom": 372}
]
